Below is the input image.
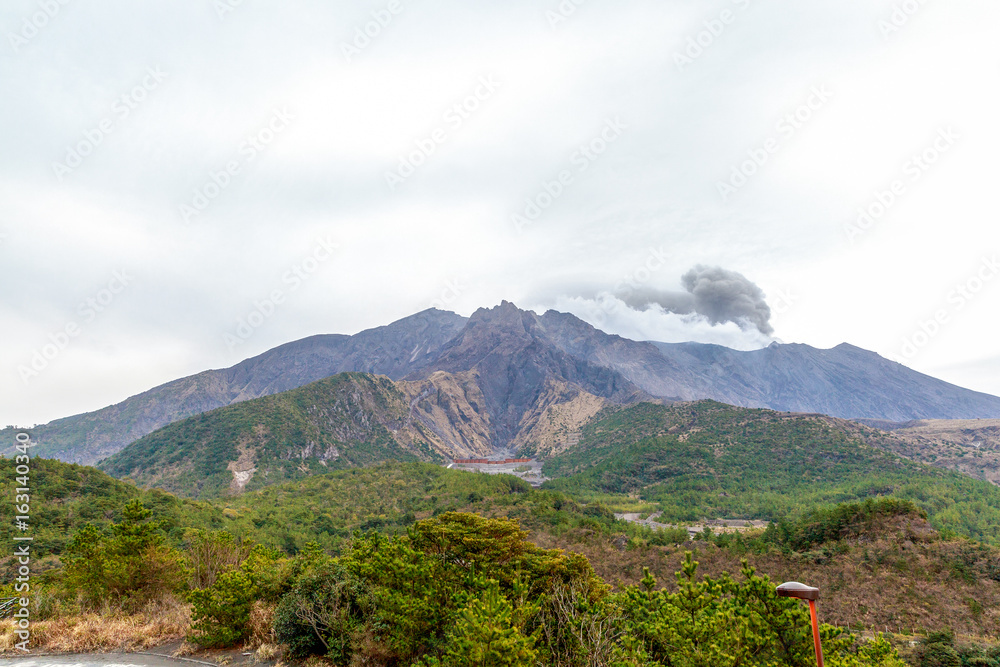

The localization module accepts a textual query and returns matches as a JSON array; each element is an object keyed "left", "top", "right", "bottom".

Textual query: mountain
[
  {"left": 647, "top": 341, "right": 1000, "bottom": 420},
  {"left": 406, "top": 301, "right": 647, "bottom": 450},
  {"left": 8, "top": 309, "right": 467, "bottom": 465},
  {"left": 96, "top": 302, "right": 661, "bottom": 497},
  {"left": 11, "top": 302, "right": 1000, "bottom": 465},
  {"left": 532, "top": 308, "right": 1000, "bottom": 420}
]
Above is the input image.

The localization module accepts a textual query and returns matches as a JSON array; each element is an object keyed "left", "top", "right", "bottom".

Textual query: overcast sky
[{"left": 2, "top": 0, "right": 998, "bottom": 427}]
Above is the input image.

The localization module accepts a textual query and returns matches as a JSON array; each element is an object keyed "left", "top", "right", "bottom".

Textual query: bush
[
  {"left": 188, "top": 568, "right": 258, "bottom": 647},
  {"left": 649, "top": 526, "right": 690, "bottom": 546},
  {"left": 184, "top": 530, "right": 254, "bottom": 589},
  {"left": 918, "top": 631, "right": 961, "bottom": 667},
  {"left": 920, "top": 643, "right": 961, "bottom": 667},
  {"left": 62, "top": 499, "right": 187, "bottom": 610},
  {"left": 273, "top": 513, "right": 604, "bottom": 665},
  {"left": 432, "top": 582, "right": 538, "bottom": 667},
  {"left": 618, "top": 553, "right": 897, "bottom": 667},
  {"left": 582, "top": 502, "right": 614, "bottom": 520},
  {"left": 260, "top": 513, "right": 911, "bottom": 667},
  {"left": 187, "top": 544, "right": 282, "bottom": 647},
  {"left": 778, "top": 498, "right": 927, "bottom": 552},
  {"left": 856, "top": 634, "right": 909, "bottom": 667},
  {"left": 273, "top": 563, "right": 369, "bottom": 663}
]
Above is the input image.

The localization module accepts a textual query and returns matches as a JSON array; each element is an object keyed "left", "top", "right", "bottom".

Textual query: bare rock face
[
  {"left": 397, "top": 370, "right": 495, "bottom": 458},
  {"left": 14, "top": 301, "right": 1000, "bottom": 465},
  {"left": 408, "top": 302, "right": 645, "bottom": 447}
]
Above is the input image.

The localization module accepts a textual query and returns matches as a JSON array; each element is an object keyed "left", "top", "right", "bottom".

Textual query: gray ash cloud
[{"left": 615, "top": 265, "right": 773, "bottom": 335}]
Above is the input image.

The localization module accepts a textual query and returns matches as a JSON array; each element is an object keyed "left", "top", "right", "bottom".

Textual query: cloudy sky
[{"left": 2, "top": 0, "right": 998, "bottom": 427}]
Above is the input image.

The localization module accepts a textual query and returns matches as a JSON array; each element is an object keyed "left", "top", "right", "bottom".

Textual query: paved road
[{"left": 0, "top": 654, "right": 210, "bottom": 667}]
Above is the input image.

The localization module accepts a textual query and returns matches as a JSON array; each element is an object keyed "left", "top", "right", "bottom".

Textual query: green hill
[
  {"left": 98, "top": 373, "right": 443, "bottom": 498},
  {"left": 542, "top": 401, "right": 1000, "bottom": 544},
  {"left": 0, "top": 457, "right": 227, "bottom": 557},
  {"left": 212, "top": 460, "right": 628, "bottom": 554},
  {"left": 10, "top": 456, "right": 1000, "bottom": 648},
  {"left": 2, "top": 456, "right": 624, "bottom": 558}
]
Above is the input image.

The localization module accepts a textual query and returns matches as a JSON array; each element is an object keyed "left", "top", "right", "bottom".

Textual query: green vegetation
[
  {"left": 188, "top": 543, "right": 281, "bottom": 647},
  {"left": 62, "top": 499, "right": 187, "bottom": 609},
  {"left": 7, "top": 453, "right": 1000, "bottom": 662},
  {"left": 543, "top": 402, "right": 1000, "bottom": 545},
  {"left": 0, "top": 456, "right": 646, "bottom": 560},
  {"left": 0, "top": 456, "right": 226, "bottom": 557},
  {"left": 760, "top": 498, "right": 929, "bottom": 552},
  {"left": 42, "top": 502, "right": 913, "bottom": 666},
  {"left": 217, "top": 461, "right": 628, "bottom": 554},
  {"left": 99, "top": 373, "right": 439, "bottom": 498},
  {"left": 912, "top": 630, "right": 1000, "bottom": 667}
]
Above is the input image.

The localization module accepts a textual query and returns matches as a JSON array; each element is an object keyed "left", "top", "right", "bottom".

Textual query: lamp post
[{"left": 777, "top": 581, "right": 824, "bottom": 667}]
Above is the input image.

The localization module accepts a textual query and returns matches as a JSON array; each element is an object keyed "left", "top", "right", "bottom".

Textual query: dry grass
[
  {"left": 0, "top": 597, "right": 191, "bottom": 655},
  {"left": 533, "top": 527, "right": 1000, "bottom": 638},
  {"left": 172, "top": 640, "right": 199, "bottom": 657},
  {"left": 248, "top": 600, "right": 277, "bottom": 649},
  {"left": 255, "top": 643, "right": 283, "bottom": 662}
]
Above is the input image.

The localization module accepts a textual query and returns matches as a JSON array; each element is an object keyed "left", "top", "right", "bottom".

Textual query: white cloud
[
  {"left": 551, "top": 294, "right": 774, "bottom": 351},
  {"left": 1, "top": 0, "right": 998, "bottom": 424}
]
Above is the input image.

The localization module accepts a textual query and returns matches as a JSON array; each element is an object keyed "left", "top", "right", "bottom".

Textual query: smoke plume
[{"left": 613, "top": 265, "right": 773, "bottom": 335}]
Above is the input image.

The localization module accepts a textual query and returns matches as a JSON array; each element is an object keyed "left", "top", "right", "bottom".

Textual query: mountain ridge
[
  {"left": 8, "top": 309, "right": 467, "bottom": 464},
  {"left": 9, "top": 301, "right": 1000, "bottom": 465}
]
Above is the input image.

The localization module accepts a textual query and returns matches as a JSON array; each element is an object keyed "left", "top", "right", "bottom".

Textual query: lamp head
[{"left": 776, "top": 581, "right": 820, "bottom": 601}]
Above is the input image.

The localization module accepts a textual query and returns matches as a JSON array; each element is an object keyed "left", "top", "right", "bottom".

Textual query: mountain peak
[
  {"left": 467, "top": 301, "right": 538, "bottom": 334},
  {"left": 472, "top": 300, "right": 526, "bottom": 316},
  {"left": 15, "top": 302, "right": 1000, "bottom": 467}
]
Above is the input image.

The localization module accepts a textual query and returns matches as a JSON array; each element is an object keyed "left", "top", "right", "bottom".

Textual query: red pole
[{"left": 808, "top": 599, "right": 825, "bottom": 667}]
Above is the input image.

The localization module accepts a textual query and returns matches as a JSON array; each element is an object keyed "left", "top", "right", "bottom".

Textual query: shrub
[
  {"left": 919, "top": 643, "right": 961, "bottom": 667},
  {"left": 188, "top": 568, "right": 258, "bottom": 647},
  {"left": 187, "top": 544, "right": 282, "bottom": 647},
  {"left": 62, "top": 500, "right": 187, "bottom": 610},
  {"left": 855, "top": 634, "right": 909, "bottom": 667},
  {"left": 185, "top": 530, "right": 254, "bottom": 589},
  {"left": 779, "top": 498, "right": 927, "bottom": 551},
  {"left": 619, "top": 553, "right": 890, "bottom": 667},
  {"left": 431, "top": 582, "right": 538, "bottom": 667},
  {"left": 273, "top": 563, "right": 369, "bottom": 663}
]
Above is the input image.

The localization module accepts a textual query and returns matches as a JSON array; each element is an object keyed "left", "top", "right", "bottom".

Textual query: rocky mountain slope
[
  {"left": 12, "top": 302, "right": 1000, "bottom": 465},
  {"left": 407, "top": 302, "right": 647, "bottom": 446},
  {"left": 648, "top": 341, "right": 1000, "bottom": 420}
]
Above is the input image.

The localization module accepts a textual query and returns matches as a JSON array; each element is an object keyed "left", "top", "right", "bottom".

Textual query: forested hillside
[
  {"left": 98, "top": 373, "right": 442, "bottom": 498},
  {"left": 543, "top": 401, "right": 1000, "bottom": 544},
  {"left": 5, "top": 456, "right": 1000, "bottom": 665}
]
